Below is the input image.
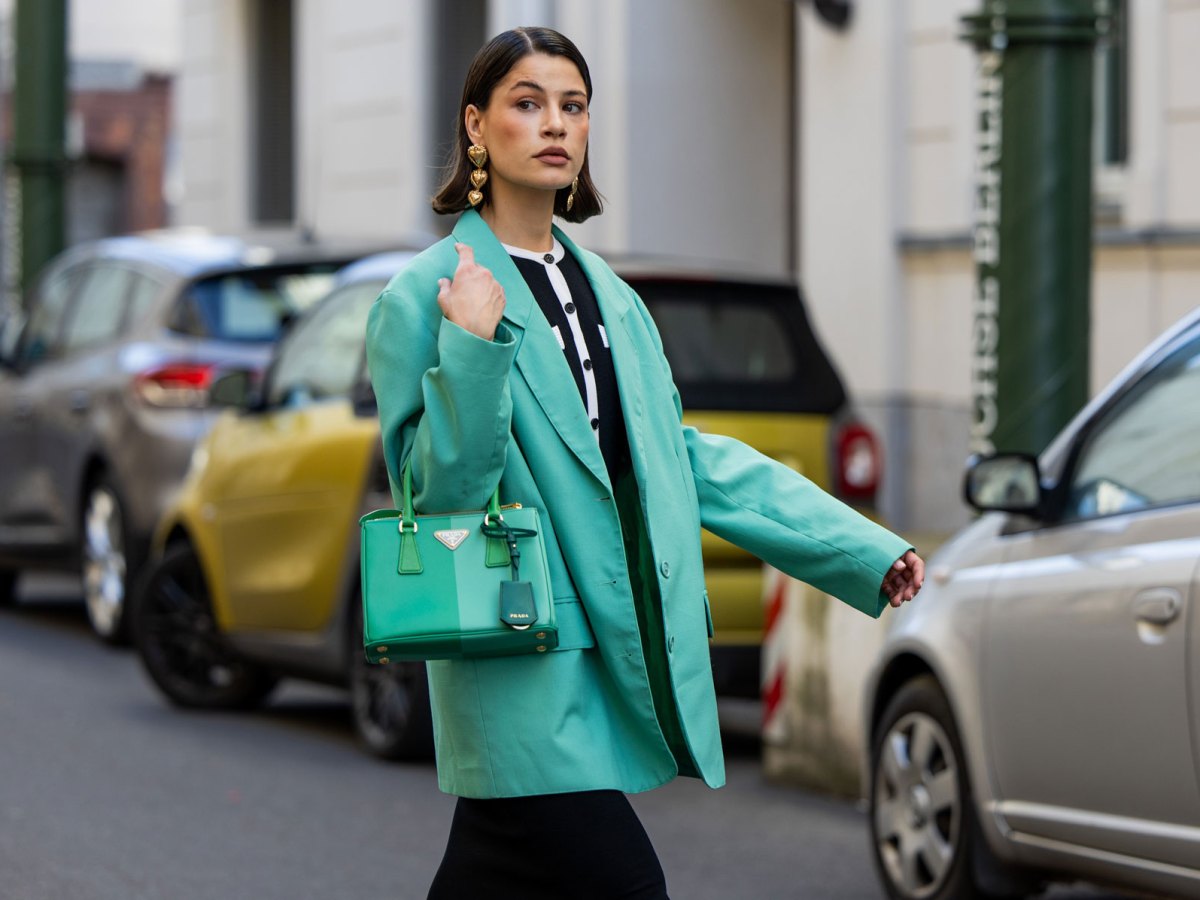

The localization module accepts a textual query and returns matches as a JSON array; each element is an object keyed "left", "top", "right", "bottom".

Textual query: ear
[{"left": 464, "top": 105, "right": 484, "bottom": 145}]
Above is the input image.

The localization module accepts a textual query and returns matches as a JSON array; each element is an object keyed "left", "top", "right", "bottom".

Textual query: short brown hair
[{"left": 432, "top": 27, "right": 603, "bottom": 223}]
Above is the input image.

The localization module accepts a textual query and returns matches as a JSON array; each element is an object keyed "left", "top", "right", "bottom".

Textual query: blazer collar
[{"left": 450, "top": 209, "right": 632, "bottom": 329}]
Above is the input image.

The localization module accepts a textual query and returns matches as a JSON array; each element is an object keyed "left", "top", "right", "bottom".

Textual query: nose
[{"left": 542, "top": 107, "right": 566, "bottom": 138}]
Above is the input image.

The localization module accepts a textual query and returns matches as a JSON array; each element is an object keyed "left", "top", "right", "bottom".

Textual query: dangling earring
[
  {"left": 565, "top": 176, "right": 579, "bottom": 212},
  {"left": 467, "top": 144, "right": 488, "bottom": 207}
]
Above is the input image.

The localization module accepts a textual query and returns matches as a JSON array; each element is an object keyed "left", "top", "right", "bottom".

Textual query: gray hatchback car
[
  {"left": 865, "top": 306, "right": 1200, "bottom": 899},
  {"left": 0, "top": 233, "right": 354, "bottom": 642}
]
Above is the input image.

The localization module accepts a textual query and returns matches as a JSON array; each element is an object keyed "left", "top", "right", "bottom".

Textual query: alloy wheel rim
[
  {"left": 874, "top": 711, "right": 962, "bottom": 898},
  {"left": 83, "top": 486, "right": 126, "bottom": 636}
]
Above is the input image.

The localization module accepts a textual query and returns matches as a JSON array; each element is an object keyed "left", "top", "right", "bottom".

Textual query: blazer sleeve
[
  {"left": 365, "top": 277, "right": 517, "bottom": 514},
  {"left": 623, "top": 283, "right": 912, "bottom": 619}
]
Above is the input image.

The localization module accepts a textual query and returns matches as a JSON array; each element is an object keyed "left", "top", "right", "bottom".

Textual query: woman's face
[{"left": 465, "top": 53, "right": 589, "bottom": 202}]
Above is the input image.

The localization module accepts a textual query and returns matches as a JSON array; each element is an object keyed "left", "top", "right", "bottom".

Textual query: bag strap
[{"left": 399, "top": 458, "right": 501, "bottom": 531}]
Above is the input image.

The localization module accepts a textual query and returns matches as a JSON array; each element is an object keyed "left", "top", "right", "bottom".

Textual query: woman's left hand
[{"left": 882, "top": 550, "right": 924, "bottom": 608}]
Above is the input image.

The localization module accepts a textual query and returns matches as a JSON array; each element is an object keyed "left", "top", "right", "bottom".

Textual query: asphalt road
[{"left": 0, "top": 577, "right": 1137, "bottom": 900}]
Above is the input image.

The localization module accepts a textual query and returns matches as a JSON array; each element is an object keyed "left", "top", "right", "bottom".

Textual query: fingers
[
  {"left": 439, "top": 245, "right": 504, "bottom": 340},
  {"left": 907, "top": 552, "right": 925, "bottom": 589},
  {"left": 883, "top": 550, "right": 927, "bottom": 608},
  {"left": 454, "top": 242, "right": 476, "bottom": 270}
]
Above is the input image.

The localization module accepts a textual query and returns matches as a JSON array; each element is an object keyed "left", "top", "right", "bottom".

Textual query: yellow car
[
  {"left": 131, "top": 252, "right": 879, "bottom": 757},
  {"left": 131, "top": 252, "right": 431, "bottom": 758}
]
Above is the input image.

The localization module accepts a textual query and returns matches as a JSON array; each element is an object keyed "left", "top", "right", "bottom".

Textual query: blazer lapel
[
  {"left": 553, "top": 227, "right": 650, "bottom": 475},
  {"left": 452, "top": 211, "right": 610, "bottom": 489}
]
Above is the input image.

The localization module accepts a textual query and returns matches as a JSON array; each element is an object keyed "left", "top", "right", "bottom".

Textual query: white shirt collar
[{"left": 502, "top": 237, "right": 565, "bottom": 265}]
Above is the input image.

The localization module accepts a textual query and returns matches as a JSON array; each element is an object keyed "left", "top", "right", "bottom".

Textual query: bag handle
[{"left": 399, "top": 458, "right": 501, "bottom": 532}]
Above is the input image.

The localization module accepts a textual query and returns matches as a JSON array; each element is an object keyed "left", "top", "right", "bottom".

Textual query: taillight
[
  {"left": 133, "top": 363, "right": 218, "bottom": 408},
  {"left": 834, "top": 420, "right": 881, "bottom": 504}
]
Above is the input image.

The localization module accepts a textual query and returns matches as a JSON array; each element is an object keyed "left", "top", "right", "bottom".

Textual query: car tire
[
  {"left": 0, "top": 569, "right": 17, "bottom": 606},
  {"left": 132, "top": 543, "right": 277, "bottom": 710},
  {"left": 349, "top": 595, "right": 433, "bottom": 761},
  {"left": 81, "top": 475, "right": 135, "bottom": 644},
  {"left": 869, "top": 676, "right": 1023, "bottom": 900}
]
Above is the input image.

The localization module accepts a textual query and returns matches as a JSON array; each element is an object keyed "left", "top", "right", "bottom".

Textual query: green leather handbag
[{"left": 359, "top": 461, "right": 558, "bottom": 662}]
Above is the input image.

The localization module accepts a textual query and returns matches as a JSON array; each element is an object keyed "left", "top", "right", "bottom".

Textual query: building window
[
  {"left": 251, "top": 0, "right": 295, "bottom": 225},
  {"left": 1095, "top": 0, "right": 1128, "bottom": 167}
]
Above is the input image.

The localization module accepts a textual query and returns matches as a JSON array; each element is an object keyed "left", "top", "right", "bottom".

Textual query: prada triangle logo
[{"left": 433, "top": 529, "right": 470, "bottom": 551}]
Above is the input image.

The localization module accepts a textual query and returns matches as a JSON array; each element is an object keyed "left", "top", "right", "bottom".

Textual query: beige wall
[
  {"left": 294, "top": 0, "right": 432, "bottom": 242},
  {"left": 175, "top": 0, "right": 250, "bottom": 232},
  {"left": 70, "top": 0, "right": 183, "bottom": 72}
]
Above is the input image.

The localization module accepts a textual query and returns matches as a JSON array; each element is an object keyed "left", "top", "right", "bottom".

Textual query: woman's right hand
[{"left": 437, "top": 243, "right": 506, "bottom": 341}]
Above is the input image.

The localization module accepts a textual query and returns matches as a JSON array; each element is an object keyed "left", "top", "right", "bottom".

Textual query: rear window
[
  {"left": 168, "top": 264, "right": 343, "bottom": 342},
  {"left": 629, "top": 278, "right": 847, "bottom": 414}
]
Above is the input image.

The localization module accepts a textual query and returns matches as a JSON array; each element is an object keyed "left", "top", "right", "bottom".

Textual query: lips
[{"left": 535, "top": 147, "right": 570, "bottom": 165}]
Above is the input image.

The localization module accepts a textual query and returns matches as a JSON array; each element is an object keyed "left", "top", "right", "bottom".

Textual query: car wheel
[
  {"left": 81, "top": 477, "right": 133, "bottom": 644},
  {"left": 132, "top": 543, "right": 277, "bottom": 710},
  {"left": 349, "top": 596, "right": 433, "bottom": 760},
  {"left": 0, "top": 569, "right": 17, "bottom": 606},
  {"left": 870, "top": 676, "right": 1018, "bottom": 900}
]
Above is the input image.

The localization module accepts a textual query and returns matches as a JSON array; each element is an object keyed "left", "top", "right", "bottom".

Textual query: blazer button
[{"left": 660, "top": 561, "right": 670, "bottom": 578}]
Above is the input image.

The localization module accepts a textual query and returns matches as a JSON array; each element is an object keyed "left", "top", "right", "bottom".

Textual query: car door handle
[{"left": 1133, "top": 589, "right": 1182, "bottom": 625}]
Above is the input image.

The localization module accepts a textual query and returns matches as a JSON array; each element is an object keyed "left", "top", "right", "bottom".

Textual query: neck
[{"left": 480, "top": 183, "right": 556, "bottom": 252}]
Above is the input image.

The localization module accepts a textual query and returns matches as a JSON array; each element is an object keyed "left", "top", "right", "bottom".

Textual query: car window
[
  {"left": 124, "top": 270, "right": 164, "bottom": 329},
  {"left": 265, "top": 280, "right": 384, "bottom": 408},
  {"left": 1064, "top": 332, "right": 1200, "bottom": 520},
  {"left": 62, "top": 265, "right": 133, "bottom": 351},
  {"left": 169, "top": 265, "right": 341, "bottom": 343},
  {"left": 17, "top": 265, "right": 84, "bottom": 365},
  {"left": 632, "top": 279, "right": 846, "bottom": 414}
]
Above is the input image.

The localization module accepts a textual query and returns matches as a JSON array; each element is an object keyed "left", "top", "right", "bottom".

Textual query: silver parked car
[
  {"left": 0, "top": 233, "right": 355, "bottom": 642},
  {"left": 865, "top": 306, "right": 1200, "bottom": 899}
]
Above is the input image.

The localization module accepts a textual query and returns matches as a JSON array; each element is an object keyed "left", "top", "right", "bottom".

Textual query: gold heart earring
[{"left": 467, "top": 144, "right": 488, "bottom": 207}]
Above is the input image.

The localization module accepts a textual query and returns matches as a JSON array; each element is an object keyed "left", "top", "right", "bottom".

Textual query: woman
[{"left": 366, "top": 26, "right": 923, "bottom": 900}]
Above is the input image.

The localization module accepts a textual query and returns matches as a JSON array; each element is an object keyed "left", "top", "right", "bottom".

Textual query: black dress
[{"left": 426, "top": 241, "right": 671, "bottom": 900}]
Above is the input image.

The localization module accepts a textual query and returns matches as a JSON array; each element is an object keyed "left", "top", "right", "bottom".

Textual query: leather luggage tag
[{"left": 499, "top": 581, "right": 538, "bottom": 629}]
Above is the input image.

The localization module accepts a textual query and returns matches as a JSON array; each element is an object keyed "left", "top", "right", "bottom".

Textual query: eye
[
  {"left": 564, "top": 101, "right": 586, "bottom": 114},
  {"left": 516, "top": 99, "right": 537, "bottom": 111}
]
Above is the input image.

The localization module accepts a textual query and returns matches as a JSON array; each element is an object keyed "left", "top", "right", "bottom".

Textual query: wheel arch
[{"left": 867, "top": 647, "right": 1025, "bottom": 880}]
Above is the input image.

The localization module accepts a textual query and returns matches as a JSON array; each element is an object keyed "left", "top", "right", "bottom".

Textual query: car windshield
[
  {"left": 631, "top": 279, "right": 847, "bottom": 414},
  {"left": 169, "top": 264, "right": 342, "bottom": 342}
]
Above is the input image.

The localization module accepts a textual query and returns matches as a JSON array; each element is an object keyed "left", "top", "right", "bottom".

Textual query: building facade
[
  {"left": 173, "top": 0, "right": 1200, "bottom": 535},
  {"left": 0, "top": 0, "right": 181, "bottom": 299}
]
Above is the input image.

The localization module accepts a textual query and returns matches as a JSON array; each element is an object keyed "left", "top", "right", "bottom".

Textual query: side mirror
[
  {"left": 963, "top": 453, "right": 1043, "bottom": 516},
  {"left": 351, "top": 379, "right": 377, "bottom": 418},
  {"left": 209, "top": 368, "right": 262, "bottom": 411}
]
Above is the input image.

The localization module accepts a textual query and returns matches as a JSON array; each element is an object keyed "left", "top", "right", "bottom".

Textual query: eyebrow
[{"left": 508, "top": 80, "right": 586, "bottom": 99}]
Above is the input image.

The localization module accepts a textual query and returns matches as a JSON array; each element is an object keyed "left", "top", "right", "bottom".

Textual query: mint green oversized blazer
[{"left": 365, "top": 210, "right": 911, "bottom": 799}]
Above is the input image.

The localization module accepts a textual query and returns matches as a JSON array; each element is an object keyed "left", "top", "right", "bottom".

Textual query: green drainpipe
[
  {"left": 962, "top": 0, "right": 1102, "bottom": 457},
  {"left": 8, "top": 0, "right": 68, "bottom": 307}
]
